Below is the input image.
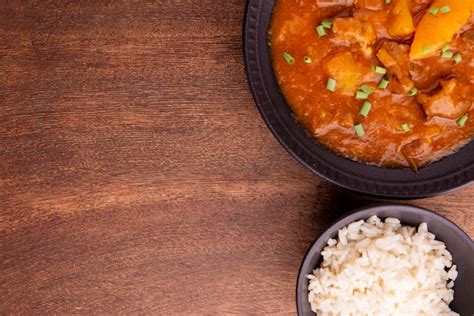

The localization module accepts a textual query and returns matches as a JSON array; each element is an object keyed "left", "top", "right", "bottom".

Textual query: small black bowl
[
  {"left": 296, "top": 205, "right": 474, "bottom": 316},
  {"left": 243, "top": 0, "right": 474, "bottom": 198}
]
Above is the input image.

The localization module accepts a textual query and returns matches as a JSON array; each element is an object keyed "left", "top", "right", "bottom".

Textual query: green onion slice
[
  {"left": 453, "top": 53, "right": 462, "bottom": 63},
  {"left": 440, "top": 5, "right": 451, "bottom": 13},
  {"left": 360, "top": 84, "right": 373, "bottom": 95},
  {"left": 374, "top": 66, "right": 387, "bottom": 75},
  {"left": 407, "top": 87, "right": 418, "bottom": 96},
  {"left": 321, "top": 20, "right": 333, "bottom": 29},
  {"left": 441, "top": 50, "right": 454, "bottom": 58},
  {"left": 457, "top": 114, "right": 468, "bottom": 127},
  {"left": 283, "top": 52, "right": 295, "bottom": 65},
  {"left": 442, "top": 44, "right": 450, "bottom": 52},
  {"left": 354, "top": 123, "right": 365, "bottom": 137},
  {"left": 326, "top": 78, "right": 336, "bottom": 92},
  {"left": 378, "top": 78, "right": 389, "bottom": 89},
  {"left": 401, "top": 123, "right": 410, "bottom": 133},
  {"left": 316, "top": 25, "right": 327, "bottom": 37},
  {"left": 428, "top": 6, "right": 439, "bottom": 15},
  {"left": 355, "top": 91, "right": 369, "bottom": 100},
  {"left": 359, "top": 101, "right": 372, "bottom": 117}
]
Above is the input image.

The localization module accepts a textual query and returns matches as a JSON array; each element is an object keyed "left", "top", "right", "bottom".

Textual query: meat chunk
[
  {"left": 316, "top": 0, "right": 354, "bottom": 7},
  {"left": 400, "top": 138, "right": 433, "bottom": 170},
  {"left": 418, "top": 79, "right": 473, "bottom": 119},
  {"left": 460, "top": 14, "right": 474, "bottom": 35},
  {"left": 410, "top": 0, "right": 474, "bottom": 60},
  {"left": 353, "top": 10, "right": 390, "bottom": 38},
  {"left": 387, "top": 0, "right": 415, "bottom": 37},
  {"left": 376, "top": 42, "right": 414, "bottom": 93},
  {"left": 332, "top": 17, "right": 377, "bottom": 56},
  {"left": 323, "top": 51, "right": 373, "bottom": 95},
  {"left": 463, "top": 29, "right": 474, "bottom": 42},
  {"left": 355, "top": 0, "right": 384, "bottom": 10},
  {"left": 408, "top": 59, "right": 453, "bottom": 91},
  {"left": 377, "top": 43, "right": 406, "bottom": 79}
]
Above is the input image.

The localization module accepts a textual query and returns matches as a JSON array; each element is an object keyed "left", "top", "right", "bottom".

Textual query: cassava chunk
[
  {"left": 410, "top": 0, "right": 474, "bottom": 60},
  {"left": 387, "top": 0, "right": 415, "bottom": 37},
  {"left": 323, "top": 52, "right": 372, "bottom": 95}
]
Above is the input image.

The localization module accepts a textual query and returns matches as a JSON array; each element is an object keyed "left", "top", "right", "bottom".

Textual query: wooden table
[{"left": 1, "top": 1, "right": 473, "bottom": 314}]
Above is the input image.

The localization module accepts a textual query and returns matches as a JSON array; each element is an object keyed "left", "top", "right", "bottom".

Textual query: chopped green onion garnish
[
  {"left": 359, "top": 101, "right": 372, "bottom": 117},
  {"left": 423, "top": 45, "right": 431, "bottom": 53},
  {"left": 356, "top": 91, "right": 369, "bottom": 100},
  {"left": 441, "top": 50, "right": 454, "bottom": 58},
  {"left": 401, "top": 123, "right": 410, "bottom": 133},
  {"left": 378, "top": 78, "right": 389, "bottom": 89},
  {"left": 457, "top": 114, "right": 468, "bottom": 127},
  {"left": 360, "top": 84, "right": 373, "bottom": 96},
  {"left": 442, "top": 44, "right": 450, "bottom": 53},
  {"left": 354, "top": 123, "right": 365, "bottom": 137},
  {"left": 321, "top": 20, "right": 333, "bottom": 29},
  {"left": 453, "top": 53, "right": 462, "bottom": 63},
  {"left": 440, "top": 5, "right": 451, "bottom": 13},
  {"left": 326, "top": 78, "right": 336, "bottom": 92},
  {"left": 407, "top": 88, "right": 418, "bottom": 96},
  {"left": 283, "top": 52, "right": 295, "bottom": 65},
  {"left": 428, "top": 6, "right": 439, "bottom": 15},
  {"left": 303, "top": 56, "right": 313, "bottom": 64},
  {"left": 316, "top": 25, "right": 327, "bottom": 37},
  {"left": 374, "top": 66, "right": 387, "bottom": 75}
]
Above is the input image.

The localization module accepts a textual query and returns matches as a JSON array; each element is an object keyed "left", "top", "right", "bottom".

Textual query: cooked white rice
[{"left": 308, "top": 215, "right": 458, "bottom": 316}]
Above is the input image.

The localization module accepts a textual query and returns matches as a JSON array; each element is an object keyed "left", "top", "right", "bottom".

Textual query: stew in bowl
[{"left": 270, "top": 0, "right": 473, "bottom": 170}]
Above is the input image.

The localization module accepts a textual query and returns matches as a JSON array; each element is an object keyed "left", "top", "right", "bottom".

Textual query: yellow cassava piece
[
  {"left": 410, "top": 0, "right": 474, "bottom": 60},
  {"left": 387, "top": 0, "right": 415, "bottom": 37}
]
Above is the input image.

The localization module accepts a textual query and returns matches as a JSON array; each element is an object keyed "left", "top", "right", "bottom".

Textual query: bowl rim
[
  {"left": 295, "top": 204, "right": 474, "bottom": 315},
  {"left": 243, "top": 0, "right": 474, "bottom": 199}
]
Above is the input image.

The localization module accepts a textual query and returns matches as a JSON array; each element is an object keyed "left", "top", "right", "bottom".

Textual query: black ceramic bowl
[
  {"left": 296, "top": 205, "right": 474, "bottom": 315},
  {"left": 243, "top": 0, "right": 474, "bottom": 198}
]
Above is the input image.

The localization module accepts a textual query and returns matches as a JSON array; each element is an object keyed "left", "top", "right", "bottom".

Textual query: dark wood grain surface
[{"left": 1, "top": 1, "right": 473, "bottom": 314}]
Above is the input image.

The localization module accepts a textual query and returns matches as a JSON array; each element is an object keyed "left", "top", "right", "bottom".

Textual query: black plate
[
  {"left": 296, "top": 205, "right": 474, "bottom": 315},
  {"left": 243, "top": 0, "right": 474, "bottom": 199}
]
